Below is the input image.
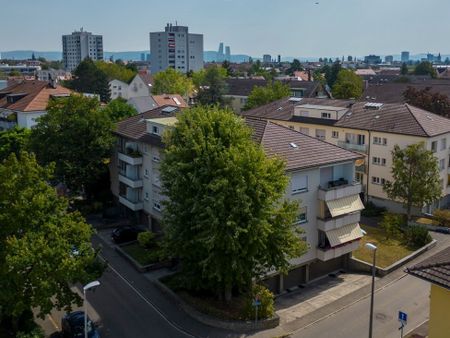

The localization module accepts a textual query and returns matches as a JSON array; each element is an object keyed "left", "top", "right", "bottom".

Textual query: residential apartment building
[
  {"left": 150, "top": 23, "right": 203, "bottom": 74},
  {"left": 111, "top": 107, "right": 365, "bottom": 293},
  {"left": 242, "top": 97, "right": 450, "bottom": 214},
  {"left": 0, "top": 80, "right": 71, "bottom": 130},
  {"left": 62, "top": 29, "right": 103, "bottom": 71}
]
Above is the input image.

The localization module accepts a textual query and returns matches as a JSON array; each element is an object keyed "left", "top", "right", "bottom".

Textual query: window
[
  {"left": 300, "top": 127, "right": 309, "bottom": 135},
  {"left": 152, "top": 172, "right": 161, "bottom": 187},
  {"left": 152, "top": 155, "right": 160, "bottom": 162},
  {"left": 373, "top": 136, "right": 387, "bottom": 145},
  {"left": 372, "top": 157, "right": 381, "bottom": 165},
  {"left": 332, "top": 131, "right": 339, "bottom": 138},
  {"left": 431, "top": 141, "right": 438, "bottom": 152},
  {"left": 144, "top": 169, "right": 149, "bottom": 178},
  {"left": 441, "top": 138, "right": 447, "bottom": 151},
  {"left": 381, "top": 158, "right": 386, "bottom": 166},
  {"left": 152, "top": 126, "right": 159, "bottom": 135},
  {"left": 296, "top": 207, "right": 307, "bottom": 224},
  {"left": 315, "top": 129, "right": 326, "bottom": 140},
  {"left": 292, "top": 174, "right": 308, "bottom": 193},
  {"left": 372, "top": 177, "right": 386, "bottom": 185},
  {"left": 440, "top": 158, "right": 446, "bottom": 171},
  {"left": 144, "top": 192, "right": 149, "bottom": 201},
  {"left": 153, "top": 201, "right": 161, "bottom": 211},
  {"left": 321, "top": 112, "right": 331, "bottom": 119}
]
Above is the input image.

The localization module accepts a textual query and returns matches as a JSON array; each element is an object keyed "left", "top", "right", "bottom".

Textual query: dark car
[
  {"left": 111, "top": 226, "right": 144, "bottom": 244},
  {"left": 61, "top": 311, "right": 100, "bottom": 338}
]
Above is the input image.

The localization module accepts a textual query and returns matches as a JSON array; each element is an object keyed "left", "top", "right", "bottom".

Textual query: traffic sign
[{"left": 398, "top": 311, "right": 407, "bottom": 324}]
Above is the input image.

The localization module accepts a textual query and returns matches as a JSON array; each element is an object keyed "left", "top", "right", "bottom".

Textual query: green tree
[
  {"left": 0, "top": 127, "right": 31, "bottom": 161},
  {"left": 95, "top": 60, "right": 136, "bottom": 83},
  {"left": 69, "top": 59, "right": 111, "bottom": 102},
  {"left": 403, "top": 86, "right": 450, "bottom": 117},
  {"left": 414, "top": 61, "right": 437, "bottom": 77},
  {"left": 221, "top": 60, "right": 233, "bottom": 76},
  {"left": 286, "top": 59, "right": 303, "bottom": 75},
  {"left": 161, "top": 106, "right": 307, "bottom": 301},
  {"left": 0, "top": 152, "right": 102, "bottom": 332},
  {"left": 331, "top": 69, "right": 364, "bottom": 99},
  {"left": 103, "top": 97, "right": 138, "bottom": 122},
  {"left": 194, "top": 65, "right": 229, "bottom": 106},
  {"left": 383, "top": 143, "right": 441, "bottom": 220},
  {"left": 152, "top": 68, "right": 194, "bottom": 97},
  {"left": 325, "top": 61, "right": 341, "bottom": 87},
  {"left": 29, "top": 95, "right": 114, "bottom": 197},
  {"left": 401, "top": 62, "right": 409, "bottom": 75},
  {"left": 244, "top": 81, "right": 291, "bottom": 110}
]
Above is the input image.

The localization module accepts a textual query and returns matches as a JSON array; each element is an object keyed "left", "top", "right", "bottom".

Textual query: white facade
[
  {"left": 62, "top": 29, "right": 103, "bottom": 71},
  {"left": 150, "top": 24, "right": 203, "bottom": 74},
  {"left": 17, "top": 111, "right": 46, "bottom": 128},
  {"left": 128, "top": 75, "right": 152, "bottom": 98},
  {"left": 109, "top": 80, "right": 129, "bottom": 100}
]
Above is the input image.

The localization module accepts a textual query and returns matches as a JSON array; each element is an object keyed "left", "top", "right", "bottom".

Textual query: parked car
[
  {"left": 434, "top": 227, "right": 450, "bottom": 234},
  {"left": 61, "top": 311, "right": 100, "bottom": 338},
  {"left": 111, "top": 226, "right": 144, "bottom": 244}
]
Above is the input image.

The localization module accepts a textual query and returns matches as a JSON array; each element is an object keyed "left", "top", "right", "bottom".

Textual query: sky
[{"left": 1, "top": 0, "right": 449, "bottom": 57}]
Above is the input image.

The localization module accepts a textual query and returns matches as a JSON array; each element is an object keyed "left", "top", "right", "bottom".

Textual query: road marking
[
  {"left": 286, "top": 273, "right": 409, "bottom": 335},
  {"left": 48, "top": 314, "right": 59, "bottom": 330},
  {"left": 95, "top": 242, "right": 197, "bottom": 338}
]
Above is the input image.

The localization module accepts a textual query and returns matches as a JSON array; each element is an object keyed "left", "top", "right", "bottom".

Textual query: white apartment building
[
  {"left": 111, "top": 107, "right": 364, "bottom": 293},
  {"left": 242, "top": 97, "right": 450, "bottom": 214},
  {"left": 150, "top": 23, "right": 203, "bottom": 74},
  {"left": 109, "top": 73, "right": 154, "bottom": 101},
  {"left": 62, "top": 29, "right": 103, "bottom": 71}
]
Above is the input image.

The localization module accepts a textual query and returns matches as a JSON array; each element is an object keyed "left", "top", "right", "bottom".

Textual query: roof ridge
[{"left": 405, "top": 103, "right": 434, "bottom": 137}]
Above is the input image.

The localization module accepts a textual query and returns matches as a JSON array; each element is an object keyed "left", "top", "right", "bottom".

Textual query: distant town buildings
[
  {"left": 149, "top": 23, "right": 203, "bottom": 74},
  {"left": 216, "top": 42, "right": 231, "bottom": 62},
  {"left": 384, "top": 55, "right": 394, "bottom": 64},
  {"left": 62, "top": 28, "right": 103, "bottom": 71},
  {"left": 401, "top": 51, "right": 410, "bottom": 63},
  {"left": 263, "top": 54, "right": 272, "bottom": 63},
  {"left": 364, "top": 55, "right": 382, "bottom": 65}
]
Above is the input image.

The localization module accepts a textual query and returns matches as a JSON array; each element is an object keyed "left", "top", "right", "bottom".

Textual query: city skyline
[{"left": 1, "top": 0, "right": 449, "bottom": 57}]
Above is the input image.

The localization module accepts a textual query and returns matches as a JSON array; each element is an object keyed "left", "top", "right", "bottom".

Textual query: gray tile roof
[
  {"left": 406, "top": 246, "right": 450, "bottom": 290},
  {"left": 245, "top": 117, "right": 362, "bottom": 171},
  {"left": 225, "top": 79, "right": 322, "bottom": 97},
  {"left": 242, "top": 97, "right": 450, "bottom": 137}
]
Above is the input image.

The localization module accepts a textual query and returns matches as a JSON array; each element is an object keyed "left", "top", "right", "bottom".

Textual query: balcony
[
  {"left": 118, "top": 173, "right": 143, "bottom": 188},
  {"left": 317, "top": 240, "right": 360, "bottom": 261},
  {"left": 318, "top": 182, "right": 362, "bottom": 201},
  {"left": 337, "top": 141, "right": 368, "bottom": 154},
  {"left": 355, "top": 164, "right": 366, "bottom": 173},
  {"left": 118, "top": 151, "right": 143, "bottom": 166},
  {"left": 317, "top": 212, "right": 361, "bottom": 232},
  {"left": 119, "top": 195, "right": 143, "bottom": 211}
]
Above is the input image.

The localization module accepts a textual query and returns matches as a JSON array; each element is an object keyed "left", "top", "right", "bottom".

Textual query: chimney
[
  {"left": 49, "top": 74, "right": 58, "bottom": 89},
  {"left": 308, "top": 69, "right": 311, "bottom": 81}
]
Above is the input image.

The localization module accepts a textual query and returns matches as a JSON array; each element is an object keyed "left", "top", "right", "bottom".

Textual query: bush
[
  {"left": 403, "top": 224, "right": 432, "bottom": 249},
  {"left": 379, "top": 213, "right": 404, "bottom": 239},
  {"left": 137, "top": 231, "right": 155, "bottom": 248},
  {"left": 362, "top": 201, "right": 387, "bottom": 217},
  {"left": 16, "top": 327, "right": 45, "bottom": 338},
  {"left": 242, "top": 284, "right": 274, "bottom": 320},
  {"left": 433, "top": 209, "right": 450, "bottom": 227}
]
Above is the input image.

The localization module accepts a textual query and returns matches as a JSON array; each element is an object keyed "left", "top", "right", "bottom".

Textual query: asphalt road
[{"left": 292, "top": 273, "right": 430, "bottom": 338}]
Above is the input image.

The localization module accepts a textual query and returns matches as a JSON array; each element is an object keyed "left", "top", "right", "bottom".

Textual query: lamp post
[
  {"left": 365, "top": 243, "right": 377, "bottom": 338},
  {"left": 83, "top": 280, "right": 100, "bottom": 338}
]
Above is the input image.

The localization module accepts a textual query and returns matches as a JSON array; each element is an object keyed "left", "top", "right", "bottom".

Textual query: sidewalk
[{"left": 405, "top": 321, "right": 428, "bottom": 338}]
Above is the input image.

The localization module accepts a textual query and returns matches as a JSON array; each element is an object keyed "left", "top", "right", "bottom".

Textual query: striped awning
[
  {"left": 325, "top": 223, "right": 363, "bottom": 248},
  {"left": 326, "top": 194, "right": 364, "bottom": 218}
]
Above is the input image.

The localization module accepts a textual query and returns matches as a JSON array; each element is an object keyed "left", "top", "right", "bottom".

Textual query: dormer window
[
  {"left": 152, "top": 126, "right": 160, "bottom": 135},
  {"left": 321, "top": 112, "right": 331, "bottom": 119}
]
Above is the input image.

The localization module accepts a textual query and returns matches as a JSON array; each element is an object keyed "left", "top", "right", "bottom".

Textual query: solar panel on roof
[
  {"left": 289, "top": 97, "right": 303, "bottom": 102},
  {"left": 161, "top": 106, "right": 178, "bottom": 114}
]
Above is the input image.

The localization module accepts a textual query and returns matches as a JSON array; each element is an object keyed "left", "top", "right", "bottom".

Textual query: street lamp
[
  {"left": 365, "top": 243, "right": 377, "bottom": 338},
  {"left": 83, "top": 280, "right": 100, "bottom": 338}
]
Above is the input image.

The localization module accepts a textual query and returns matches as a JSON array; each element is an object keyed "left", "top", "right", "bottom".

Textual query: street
[{"left": 292, "top": 273, "right": 430, "bottom": 338}]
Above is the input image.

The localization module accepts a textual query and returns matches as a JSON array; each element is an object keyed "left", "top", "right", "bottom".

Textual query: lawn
[
  {"left": 352, "top": 225, "right": 414, "bottom": 268},
  {"left": 121, "top": 242, "right": 160, "bottom": 266}
]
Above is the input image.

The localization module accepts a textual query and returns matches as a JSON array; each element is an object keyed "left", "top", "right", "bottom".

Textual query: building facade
[
  {"left": 401, "top": 51, "right": 410, "bottom": 63},
  {"left": 62, "top": 29, "right": 103, "bottom": 71},
  {"left": 111, "top": 108, "right": 365, "bottom": 293},
  {"left": 242, "top": 97, "right": 450, "bottom": 214},
  {"left": 150, "top": 23, "right": 203, "bottom": 74}
]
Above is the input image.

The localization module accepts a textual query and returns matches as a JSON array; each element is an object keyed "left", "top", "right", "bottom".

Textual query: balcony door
[{"left": 320, "top": 166, "right": 333, "bottom": 188}]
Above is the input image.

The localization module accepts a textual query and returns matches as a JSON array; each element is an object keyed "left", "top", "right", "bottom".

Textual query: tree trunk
[
  {"left": 407, "top": 202, "right": 412, "bottom": 222},
  {"left": 224, "top": 284, "right": 232, "bottom": 303}
]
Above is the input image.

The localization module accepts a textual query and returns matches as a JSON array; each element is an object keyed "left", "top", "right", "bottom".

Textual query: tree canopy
[
  {"left": 0, "top": 127, "right": 30, "bottom": 162},
  {"left": 403, "top": 86, "right": 450, "bottom": 117},
  {"left": 152, "top": 68, "right": 194, "bottom": 97},
  {"left": 95, "top": 60, "right": 137, "bottom": 83},
  {"left": 0, "top": 152, "right": 101, "bottom": 329},
  {"left": 29, "top": 95, "right": 114, "bottom": 197},
  {"left": 161, "top": 106, "right": 307, "bottom": 301},
  {"left": 414, "top": 61, "right": 437, "bottom": 77},
  {"left": 401, "top": 62, "right": 409, "bottom": 75},
  {"left": 193, "top": 65, "right": 229, "bottom": 106},
  {"left": 103, "top": 97, "right": 138, "bottom": 122},
  {"left": 244, "top": 81, "right": 291, "bottom": 110},
  {"left": 383, "top": 143, "right": 441, "bottom": 220},
  {"left": 69, "top": 59, "right": 110, "bottom": 102},
  {"left": 285, "top": 59, "right": 303, "bottom": 75},
  {"left": 331, "top": 69, "right": 364, "bottom": 99},
  {"left": 324, "top": 61, "right": 342, "bottom": 87}
]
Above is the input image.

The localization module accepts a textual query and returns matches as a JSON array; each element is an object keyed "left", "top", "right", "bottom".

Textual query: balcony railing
[
  {"left": 318, "top": 182, "right": 362, "bottom": 201},
  {"left": 119, "top": 194, "right": 143, "bottom": 211},
  {"left": 118, "top": 173, "right": 143, "bottom": 189},
  {"left": 317, "top": 240, "right": 360, "bottom": 261},
  {"left": 118, "top": 151, "right": 143, "bottom": 166},
  {"left": 337, "top": 141, "right": 368, "bottom": 154},
  {"left": 317, "top": 212, "right": 361, "bottom": 232}
]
